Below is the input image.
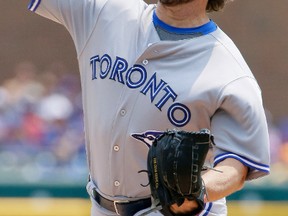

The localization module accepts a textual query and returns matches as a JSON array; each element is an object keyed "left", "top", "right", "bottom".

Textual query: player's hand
[{"left": 170, "top": 198, "right": 199, "bottom": 214}]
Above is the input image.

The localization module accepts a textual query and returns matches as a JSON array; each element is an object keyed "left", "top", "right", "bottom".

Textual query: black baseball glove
[{"left": 147, "top": 129, "right": 213, "bottom": 216}]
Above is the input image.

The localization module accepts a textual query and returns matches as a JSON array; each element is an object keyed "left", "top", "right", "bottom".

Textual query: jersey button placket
[
  {"left": 112, "top": 108, "right": 126, "bottom": 191},
  {"left": 113, "top": 145, "right": 120, "bottom": 152},
  {"left": 120, "top": 109, "right": 126, "bottom": 116},
  {"left": 142, "top": 59, "right": 149, "bottom": 65},
  {"left": 114, "top": 181, "right": 120, "bottom": 187}
]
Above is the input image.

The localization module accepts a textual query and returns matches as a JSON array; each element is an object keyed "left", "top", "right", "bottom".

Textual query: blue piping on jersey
[
  {"left": 152, "top": 10, "right": 217, "bottom": 35},
  {"left": 202, "top": 202, "right": 213, "bottom": 216},
  {"left": 28, "top": 0, "right": 41, "bottom": 12},
  {"left": 214, "top": 152, "right": 270, "bottom": 173}
]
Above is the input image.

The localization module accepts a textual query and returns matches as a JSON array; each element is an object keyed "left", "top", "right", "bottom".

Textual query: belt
[{"left": 90, "top": 188, "right": 151, "bottom": 215}]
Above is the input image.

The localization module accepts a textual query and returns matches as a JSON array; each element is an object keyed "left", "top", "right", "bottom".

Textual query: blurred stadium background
[{"left": 1, "top": 0, "right": 288, "bottom": 215}]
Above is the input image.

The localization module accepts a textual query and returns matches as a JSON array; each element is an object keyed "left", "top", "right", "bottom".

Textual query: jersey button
[
  {"left": 114, "top": 181, "right": 120, "bottom": 187},
  {"left": 142, "top": 59, "right": 149, "bottom": 65},
  {"left": 113, "top": 145, "right": 120, "bottom": 152},
  {"left": 120, "top": 109, "right": 126, "bottom": 116}
]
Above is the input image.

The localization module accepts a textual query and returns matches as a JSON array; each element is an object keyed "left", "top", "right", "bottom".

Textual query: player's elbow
[{"left": 236, "top": 177, "right": 245, "bottom": 191}]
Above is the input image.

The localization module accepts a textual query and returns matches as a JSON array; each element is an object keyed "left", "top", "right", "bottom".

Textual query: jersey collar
[{"left": 152, "top": 10, "right": 217, "bottom": 36}]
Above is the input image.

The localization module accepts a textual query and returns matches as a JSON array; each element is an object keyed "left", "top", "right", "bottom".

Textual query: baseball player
[{"left": 27, "top": 0, "right": 270, "bottom": 215}]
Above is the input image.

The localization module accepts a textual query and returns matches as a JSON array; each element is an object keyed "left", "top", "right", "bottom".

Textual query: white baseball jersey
[{"left": 28, "top": 0, "right": 270, "bottom": 215}]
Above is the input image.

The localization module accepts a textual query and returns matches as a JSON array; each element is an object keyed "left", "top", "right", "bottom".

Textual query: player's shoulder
[
  {"left": 209, "top": 27, "right": 253, "bottom": 77},
  {"left": 210, "top": 27, "right": 237, "bottom": 49},
  {"left": 210, "top": 27, "right": 248, "bottom": 68}
]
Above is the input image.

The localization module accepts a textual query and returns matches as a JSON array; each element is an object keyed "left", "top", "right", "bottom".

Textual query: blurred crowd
[
  {"left": 0, "top": 61, "right": 86, "bottom": 184},
  {"left": 0, "top": 61, "right": 287, "bottom": 185}
]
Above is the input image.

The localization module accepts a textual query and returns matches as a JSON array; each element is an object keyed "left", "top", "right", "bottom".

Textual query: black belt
[{"left": 91, "top": 188, "right": 152, "bottom": 215}]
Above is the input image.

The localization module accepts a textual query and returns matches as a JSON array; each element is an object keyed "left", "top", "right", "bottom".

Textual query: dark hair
[
  {"left": 159, "top": 0, "right": 229, "bottom": 12},
  {"left": 207, "top": 0, "right": 228, "bottom": 12}
]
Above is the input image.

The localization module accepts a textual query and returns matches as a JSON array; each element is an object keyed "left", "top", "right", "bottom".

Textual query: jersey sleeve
[
  {"left": 28, "top": 0, "right": 108, "bottom": 54},
  {"left": 211, "top": 77, "right": 270, "bottom": 180}
]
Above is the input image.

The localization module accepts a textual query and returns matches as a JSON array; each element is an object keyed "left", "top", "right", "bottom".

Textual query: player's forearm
[
  {"left": 170, "top": 158, "right": 248, "bottom": 214},
  {"left": 202, "top": 158, "right": 248, "bottom": 202}
]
